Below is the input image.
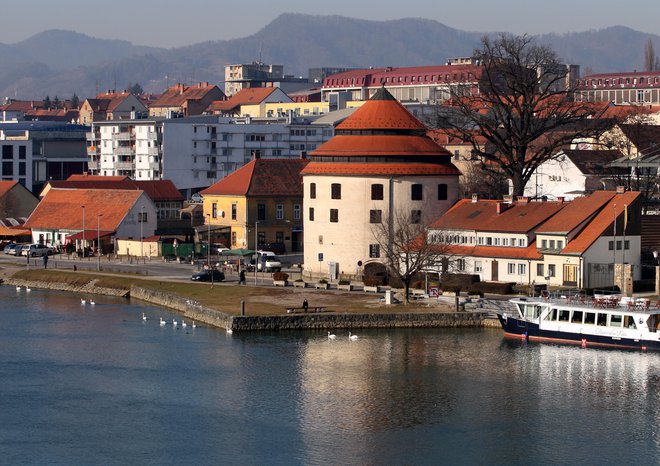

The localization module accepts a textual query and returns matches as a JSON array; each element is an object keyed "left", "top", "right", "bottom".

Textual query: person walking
[
  {"left": 43, "top": 254, "right": 49, "bottom": 269},
  {"left": 239, "top": 269, "right": 246, "bottom": 285},
  {"left": 303, "top": 299, "right": 308, "bottom": 313}
]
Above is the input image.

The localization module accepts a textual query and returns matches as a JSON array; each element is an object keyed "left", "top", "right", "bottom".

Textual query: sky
[{"left": 2, "top": 0, "right": 660, "bottom": 48}]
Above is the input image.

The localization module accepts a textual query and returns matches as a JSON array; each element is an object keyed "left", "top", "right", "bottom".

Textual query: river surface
[{"left": 1, "top": 287, "right": 659, "bottom": 465}]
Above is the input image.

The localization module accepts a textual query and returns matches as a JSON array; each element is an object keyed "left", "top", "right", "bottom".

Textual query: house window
[
  {"left": 557, "top": 241, "right": 563, "bottom": 249},
  {"left": 2, "top": 162, "right": 12, "bottom": 175},
  {"left": 608, "top": 241, "right": 614, "bottom": 250},
  {"left": 276, "top": 231, "right": 284, "bottom": 243},
  {"left": 616, "top": 240, "right": 622, "bottom": 250},
  {"left": 309, "top": 207, "right": 314, "bottom": 221},
  {"left": 293, "top": 204, "right": 300, "bottom": 220},
  {"left": 518, "top": 263, "right": 526, "bottom": 275},
  {"left": 541, "top": 239, "right": 547, "bottom": 248},
  {"left": 276, "top": 204, "right": 284, "bottom": 220},
  {"left": 310, "top": 183, "right": 316, "bottom": 199},
  {"left": 457, "top": 259, "right": 466, "bottom": 271},
  {"left": 18, "top": 146, "right": 26, "bottom": 159},
  {"left": 548, "top": 264, "right": 556, "bottom": 277},
  {"left": 411, "top": 184, "right": 423, "bottom": 200},
  {"left": 331, "top": 183, "right": 341, "bottom": 199},
  {"left": 537, "top": 264, "right": 544, "bottom": 276},
  {"left": 475, "top": 261, "right": 483, "bottom": 273},
  {"left": 549, "top": 240, "right": 555, "bottom": 249},
  {"left": 371, "top": 183, "right": 384, "bottom": 200},
  {"left": 257, "top": 204, "right": 266, "bottom": 221},
  {"left": 138, "top": 211, "right": 147, "bottom": 223},
  {"left": 370, "top": 209, "right": 382, "bottom": 223},
  {"left": 511, "top": 238, "right": 517, "bottom": 247},
  {"left": 369, "top": 244, "right": 380, "bottom": 258},
  {"left": 486, "top": 237, "right": 492, "bottom": 246},
  {"left": 411, "top": 210, "right": 421, "bottom": 224},
  {"left": 438, "top": 184, "right": 448, "bottom": 200},
  {"left": 508, "top": 263, "right": 516, "bottom": 274},
  {"left": 624, "top": 240, "right": 630, "bottom": 250},
  {"left": 330, "top": 209, "right": 339, "bottom": 223},
  {"left": 231, "top": 231, "right": 237, "bottom": 246},
  {"left": 231, "top": 203, "right": 237, "bottom": 220}
]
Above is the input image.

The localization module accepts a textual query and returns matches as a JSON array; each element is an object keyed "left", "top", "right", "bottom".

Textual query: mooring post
[
  {"left": 455, "top": 295, "right": 459, "bottom": 312},
  {"left": 241, "top": 300, "right": 245, "bottom": 316}
]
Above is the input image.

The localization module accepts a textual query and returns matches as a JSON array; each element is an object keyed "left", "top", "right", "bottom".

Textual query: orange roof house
[
  {"left": 200, "top": 156, "right": 309, "bottom": 251},
  {"left": 24, "top": 188, "right": 156, "bottom": 249},
  {"left": 79, "top": 92, "right": 148, "bottom": 124},
  {"left": 149, "top": 82, "right": 225, "bottom": 117},
  {"left": 205, "top": 87, "right": 291, "bottom": 116}
]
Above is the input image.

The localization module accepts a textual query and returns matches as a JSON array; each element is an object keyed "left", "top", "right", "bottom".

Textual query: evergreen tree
[
  {"left": 43, "top": 95, "right": 51, "bottom": 110},
  {"left": 128, "top": 82, "right": 144, "bottom": 95},
  {"left": 71, "top": 93, "right": 80, "bottom": 108}
]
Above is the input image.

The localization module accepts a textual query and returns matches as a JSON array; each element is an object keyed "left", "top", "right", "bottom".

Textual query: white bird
[
  {"left": 328, "top": 331, "right": 337, "bottom": 340},
  {"left": 89, "top": 299, "right": 95, "bottom": 305},
  {"left": 349, "top": 331, "right": 358, "bottom": 341},
  {"left": 142, "top": 313, "right": 148, "bottom": 321},
  {"left": 226, "top": 328, "right": 233, "bottom": 334},
  {"left": 172, "top": 319, "right": 178, "bottom": 327},
  {"left": 26, "top": 287, "right": 31, "bottom": 292},
  {"left": 192, "top": 321, "right": 197, "bottom": 328},
  {"left": 81, "top": 298, "right": 86, "bottom": 305},
  {"left": 15, "top": 286, "right": 21, "bottom": 291},
  {"left": 159, "top": 317, "right": 166, "bottom": 326},
  {"left": 182, "top": 320, "right": 187, "bottom": 328}
]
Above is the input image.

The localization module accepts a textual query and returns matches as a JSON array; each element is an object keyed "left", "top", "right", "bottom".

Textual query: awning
[
  {"left": 0, "top": 226, "right": 31, "bottom": 237},
  {"left": 67, "top": 230, "right": 115, "bottom": 241},
  {"left": 220, "top": 248, "right": 255, "bottom": 256}
]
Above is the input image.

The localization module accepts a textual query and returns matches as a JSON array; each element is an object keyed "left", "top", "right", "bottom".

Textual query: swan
[
  {"left": 226, "top": 328, "right": 233, "bottom": 334},
  {"left": 15, "top": 286, "right": 21, "bottom": 291},
  {"left": 89, "top": 300, "right": 95, "bottom": 305},
  {"left": 81, "top": 299, "right": 86, "bottom": 305},
  {"left": 159, "top": 317, "right": 166, "bottom": 326},
  {"left": 26, "top": 287, "right": 31, "bottom": 292},
  {"left": 328, "top": 331, "right": 337, "bottom": 340},
  {"left": 192, "top": 321, "right": 197, "bottom": 328},
  {"left": 349, "top": 331, "right": 358, "bottom": 341},
  {"left": 172, "top": 319, "right": 178, "bottom": 327},
  {"left": 142, "top": 313, "right": 148, "bottom": 321},
  {"left": 181, "top": 320, "right": 187, "bottom": 328}
]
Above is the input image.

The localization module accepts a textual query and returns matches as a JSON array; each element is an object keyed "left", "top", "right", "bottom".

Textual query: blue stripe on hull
[{"left": 496, "top": 314, "right": 660, "bottom": 351}]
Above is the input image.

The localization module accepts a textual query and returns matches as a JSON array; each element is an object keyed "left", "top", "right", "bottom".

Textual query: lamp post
[
  {"left": 81, "top": 205, "right": 85, "bottom": 257},
  {"left": 254, "top": 220, "right": 261, "bottom": 285},
  {"left": 207, "top": 213, "right": 213, "bottom": 287},
  {"left": 97, "top": 214, "right": 103, "bottom": 271},
  {"left": 140, "top": 205, "right": 144, "bottom": 262}
]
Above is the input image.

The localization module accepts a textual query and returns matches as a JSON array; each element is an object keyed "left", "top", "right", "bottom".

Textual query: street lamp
[
  {"left": 140, "top": 205, "right": 145, "bottom": 262},
  {"left": 97, "top": 214, "right": 103, "bottom": 271},
  {"left": 254, "top": 220, "right": 261, "bottom": 285},
  {"left": 206, "top": 213, "right": 211, "bottom": 269}
]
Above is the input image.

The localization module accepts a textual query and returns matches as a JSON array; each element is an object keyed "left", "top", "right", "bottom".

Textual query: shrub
[
  {"left": 363, "top": 277, "right": 383, "bottom": 287},
  {"left": 294, "top": 278, "right": 304, "bottom": 282},
  {"left": 338, "top": 279, "right": 351, "bottom": 285},
  {"left": 318, "top": 278, "right": 328, "bottom": 284},
  {"left": 65, "top": 243, "right": 75, "bottom": 254},
  {"left": 441, "top": 285, "right": 462, "bottom": 294},
  {"left": 471, "top": 281, "right": 515, "bottom": 295},
  {"left": 467, "top": 289, "right": 484, "bottom": 297},
  {"left": 273, "top": 272, "right": 289, "bottom": 281},
  {"left": 441, "top": 273, "right": 480, "bottom": 289}
]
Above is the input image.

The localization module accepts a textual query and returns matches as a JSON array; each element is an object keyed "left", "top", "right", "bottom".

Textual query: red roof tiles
[{"left": 301, "top": 162, "right": 460, "bottom": 176}]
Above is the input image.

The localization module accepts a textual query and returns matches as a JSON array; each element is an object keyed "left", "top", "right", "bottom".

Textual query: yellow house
[{"left": 200, "top": 155, "right": 308, "bottom": 253}]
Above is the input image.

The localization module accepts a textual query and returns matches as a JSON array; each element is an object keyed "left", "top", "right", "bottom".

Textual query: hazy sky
[{"left": 3, "top": 0, "right": 660, "bottom": 48}]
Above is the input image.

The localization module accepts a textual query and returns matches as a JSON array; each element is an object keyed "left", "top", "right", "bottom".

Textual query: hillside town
[{"left": 1, "top": 36, "right": 660, "bottom": 297}]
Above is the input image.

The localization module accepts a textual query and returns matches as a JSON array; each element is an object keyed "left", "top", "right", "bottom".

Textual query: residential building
[
  {"left": 0, "top": 180, "right": 39, "bottom": 218},
  {"left": 575, "top": 71, "right": 660, "bottom": 105},
  {"left": 79, "top": 91, "right": 148, "bottom": 124},
  {"left": 523, "top": 149, "right": 627, "bottom": 200},
  {"left": 302, "top": 87, "right": 461, "bottom": 279},
  {"left": 200, "top": 155, "right": 308, "bottom": 253},
  {"left": 149, "top": 82, "right": 225, "bottom": 118},
  {"left": 427, "top": 190, "right": 642, "bottom": 288},
  {"left": 24, "top": 188, "right": 157, "bottom": 253},
  {"left": 86, "top": 115, "right": 334, "bottom": 197},
  {"left": 206, "top": 88, "right": 292, "bottom": 117},
  {"left": 225, "top": 62, "right": 285, "bottom": 97},
  {"left": 0, "top": 121, "right": 88, "bottom": 193}
]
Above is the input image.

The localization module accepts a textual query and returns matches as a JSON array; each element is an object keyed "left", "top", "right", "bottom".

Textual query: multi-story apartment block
[
  {"left": 575, "top": 71, "right": 660, "bottom": 105},
  {"left": 86, "top": 115, "right": 334, "bottom": 197},
  {"left": 224, "top": 62, "right": 285, "bottom": 97},
  {"left": 1, "top": 121, "right": 88, "bottom": 193}
]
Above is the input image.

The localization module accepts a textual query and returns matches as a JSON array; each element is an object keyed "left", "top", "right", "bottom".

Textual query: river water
[{"left": 1, "top": 286, "right": 659, "bottom": 465}]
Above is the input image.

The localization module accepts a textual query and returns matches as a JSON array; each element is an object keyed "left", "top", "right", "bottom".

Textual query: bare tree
[
  {"left": 434, "top": 34, "right": 613, "bottom": 196},
  {"left": 371, "top": 209, "right": 452, "bottom": 304},
  {"left": 644, "top": 39, "right": 659, "bottom": 72}
]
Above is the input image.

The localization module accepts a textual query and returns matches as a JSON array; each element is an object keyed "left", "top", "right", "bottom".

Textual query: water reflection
[{"left": 1, "top": 287, "right": 660, "bottom": 465}]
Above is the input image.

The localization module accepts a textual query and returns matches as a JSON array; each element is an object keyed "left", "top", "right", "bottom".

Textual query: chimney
[
  {"left": 496, "top": 202, "right": 509, "bottom": 215},
  {"left": 518, "top": 197, "right": 530, "bottom": 204},
  {"left": 252, "top": 150, "right": 260, "bottom": 160},
  {"left": 557, "top": 197, "right": 565, "bottom": 203},
  {"left": 616, "top": 186, "right": 625, "bottom": 194},
  {"left": 471, "top": 193, "right": 479, "bottom": 203},
  {"left": 503, "top": 194, "right": 514, "bottom": 203}
]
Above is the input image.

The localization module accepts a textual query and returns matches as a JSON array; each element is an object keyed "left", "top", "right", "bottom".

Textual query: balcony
[
  {"left": 115, "top": 146, "right": 134, "bottom": 156},
  {"left": 87, "top": 161, "right": 99, "bottom": 170},
  {"left": 86, "top": 132, "right": 100, "bottom": 141},
  {"left": 115, "top": 161, "right": 134, "bottom": 170},
  {"left": 112, "top": 131, "right": 135, "bottom": 141},
  {"left": 145, "top": 147, "right": 160, "bottom": 156}
]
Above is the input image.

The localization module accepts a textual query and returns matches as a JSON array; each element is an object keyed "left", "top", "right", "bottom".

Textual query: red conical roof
[{"left": 336, "top": 87, "right": 427, "bottom": 131}]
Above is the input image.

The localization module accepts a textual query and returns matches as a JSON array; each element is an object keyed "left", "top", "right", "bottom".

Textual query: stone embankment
[{"left": 5, "top": 277, "right": 129, "bottom": 297}]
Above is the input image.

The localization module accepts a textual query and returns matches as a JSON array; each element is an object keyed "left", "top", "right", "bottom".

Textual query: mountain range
[{"left": 1, "top": 13, "right": 658, "bottom": 100}]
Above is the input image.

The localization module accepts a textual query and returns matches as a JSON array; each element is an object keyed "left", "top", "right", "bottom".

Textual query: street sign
[{"left": 318, "top": 253, "right": 324, "bottom": 262}]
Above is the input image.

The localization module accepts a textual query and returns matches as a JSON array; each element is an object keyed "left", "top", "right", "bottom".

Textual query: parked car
[
  {"left": 21, "top": 244, "right": 52, "bottom": 257},
  {"left": 6, "top": 243, "right": 23, "bottom": 255},
  {"left": 191, "top": 269, "right": 225, "bottom": 282},
  {"left": 257, "top": 254, "right": 282, "bottom": 273},
  {"left": 3, "top": 243, "right": 18, "bottom": 254}
]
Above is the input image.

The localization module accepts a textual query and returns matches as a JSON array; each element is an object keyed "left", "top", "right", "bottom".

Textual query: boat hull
[{"left": 497, "top": 313, "right": 660, "bottom": 351}]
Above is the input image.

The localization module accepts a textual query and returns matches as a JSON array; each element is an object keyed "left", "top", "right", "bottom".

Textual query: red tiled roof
[
  {"left": 206, "top": 87, "right": 282, "bottom": 113},
  {"left": 430, "top": 198, "right": 567, "bottom": 233},
  {"left": 562, "top": 191, "right": 641, "bottom": 254},
  {"left": 301, "top": 162, "right": 461, "bottom": 176},
  {"left": 536, "top": 191, "right": 615, "bottom": 234},
  {"left": 25, "top": 189, "right": 143, "bottom": 231},
  {"left": 0, "top": 181, "right": 18, "bottom": 197},
  {"left": 67, "top": 174, "right": 128, "bottom": 182},
  {"left": 431, "top": 243, "right": 543, "bottom": 260},
  {"left": 151, "top": 82, "right": 223, "bottom": 108},
  {"left": 52, "top": 176, "right": 183, "bottom": 202},
  {"left": 323, "top": 64, "right": 482, "bottom": 89},
  {"left": 201, "top": 158, "right": 309, "bottom": 197},
  {"left": 311, "top": 135, "right": 453, "bottom": 157}
]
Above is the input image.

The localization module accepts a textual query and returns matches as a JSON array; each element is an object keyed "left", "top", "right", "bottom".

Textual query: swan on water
[
  {"left": 81, "top": 299, "right": 86, "bottom": 305},
  {"left": 142, "top": 313, "right": 148, "bottom": 321},
  {"left": 328, "top": 331, "right": 337, "bottom": 340},
  {"left": 182, "top": 320, "right": 187, "bottom": 328},
  {"left": 349, "top": 332, "right": 358, "bottom": 341},
  {"left": 159, "top": 317, "right": 166, "bottom": 326}
]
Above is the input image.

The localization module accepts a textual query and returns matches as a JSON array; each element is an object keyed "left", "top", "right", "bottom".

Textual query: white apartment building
[{"left": 86, "top": 115, "right": 334, "bottom": 197}]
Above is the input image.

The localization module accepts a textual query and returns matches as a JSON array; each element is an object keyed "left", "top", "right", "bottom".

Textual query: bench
[{"left": 286, "top": 306, "right": 327, "bottom": 314}]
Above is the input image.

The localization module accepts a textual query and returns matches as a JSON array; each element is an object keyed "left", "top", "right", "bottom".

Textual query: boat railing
[{"left": 516, "top": 291, "right": 656, "bottom": 311}]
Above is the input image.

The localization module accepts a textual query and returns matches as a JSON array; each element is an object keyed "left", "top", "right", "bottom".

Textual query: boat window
[
  {"left": 623, "top": 316, "right": 636, "bottom": 329},
  {"left": 545, "top": 308, "right": 558, "bottom": 321},
  {"left": 584, "top": 312, "right": 596, "bottom": 325},
  {"left": 558, "top": 310, "right": 570, "bottom": 322},
  {"left": 610, "top": 314, "right": 623, "bottom": 328},
  {"left": 647, "top": 315, "right": 660, "bottom": 332},
  {"left": 571, "top": 311, "right": 583, "bottom": 323},
  {"left": 597, "top": 313, "right": 607, "bottom": 326}
]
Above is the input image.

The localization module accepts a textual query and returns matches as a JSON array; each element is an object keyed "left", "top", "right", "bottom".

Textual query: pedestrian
[
  {"left": 43, "top": 254, "right": 48, "bottom": 269},
  {"left": 239, "top": 269, "right": 246, "bottom": 285},
  {"left": 303, "top": 299, "right": 308, "bottom": 313}
]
